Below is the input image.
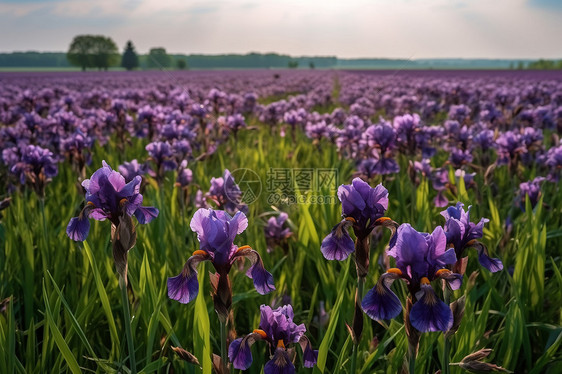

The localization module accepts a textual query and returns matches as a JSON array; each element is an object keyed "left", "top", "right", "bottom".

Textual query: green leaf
[{"left": 42, "top": 283, "right": 82, "bottom": 374}]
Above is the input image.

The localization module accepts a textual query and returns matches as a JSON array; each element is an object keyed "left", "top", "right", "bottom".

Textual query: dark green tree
[
  {"left": 67, "top": 35, "right": 94, "bottom": 71},
  {"left": 121, "top": 41, "right": 139, "bottom": 71},
  {"left": 67, "top": 35, "right": 119, "bottom": 71},
  {"left": 176, "top": 59, "right": 187, "bottom": 70},
  {"left": 288, "top": 60, "right": 299, "bottom": 69},
  {"left": 147, "top": 47, "right": 172, "bottom": 69}
]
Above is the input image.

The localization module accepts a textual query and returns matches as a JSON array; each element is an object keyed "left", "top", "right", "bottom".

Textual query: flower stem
[
  {"left": 408, "top": 342, "right": 416, "bottom": 374},
  {"left": 442, "top": 286, "right": 451, "bottom": 374},
  {"left": 220, "top": 319, "right": 229, "bottom": 373},
  {"left": 119, "top": 275, "right": 137, "bottom": 374},
  {"left": 350, "top": 276, "right": 365, "bottom": 374},
  {"left": 442, "top": 337, "right": 451, "bottom": 374},
  {"left": 350, "top": 343, "right": 358, "bottom": 374}
]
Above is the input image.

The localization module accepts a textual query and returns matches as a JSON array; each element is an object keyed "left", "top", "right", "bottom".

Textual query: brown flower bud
[
  {"left": 211, "top": 272, "right": 232, "bottom": 324},
  {"left": 451, "top": 348, "right": 512, "bottom": 373},
  {"left": 171, "top": 346, "right": 200, "bottom": 366},
  {"left": 212, "top": 353, "right": 227, "bottom": 374},
  {"left": 445, "top": 295, "right": 466, "bottom": 339},
  {"left": 111, "top": 214, "right": 137, "bottom": 282},
  {"left": 354, "top": 235, "right": 370, "bottom": 279}
]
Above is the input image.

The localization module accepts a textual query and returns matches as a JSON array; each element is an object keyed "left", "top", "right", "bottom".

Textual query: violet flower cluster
[
  {"left": 167, "top": 208, "right": 275, "bottom": 306},
  {"left": 66, "top": 161, "right": 159, "bottom": 242},
  {"left": 229, "top": 304, "right": 317, "bottom": 373}
]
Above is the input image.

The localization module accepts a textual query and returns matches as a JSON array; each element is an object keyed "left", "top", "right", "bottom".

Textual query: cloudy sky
[{"left": 0, "top": 0, "right": 561, "bottom": 59}]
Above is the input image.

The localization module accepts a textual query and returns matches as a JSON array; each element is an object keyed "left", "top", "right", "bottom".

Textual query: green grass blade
[{"left": 42, "top": 282, "right": 82, "bottom": 374}]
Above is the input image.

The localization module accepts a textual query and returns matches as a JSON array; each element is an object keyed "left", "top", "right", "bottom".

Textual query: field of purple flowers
[{"left": 0, "top": 69, "right": 561, "bottom": 373}]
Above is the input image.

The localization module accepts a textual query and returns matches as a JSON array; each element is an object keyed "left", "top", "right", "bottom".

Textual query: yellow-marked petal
[
  {"left": 420, "top": 277, "right": 430, "bottom": 285},
  {"left": 435, "top": 269, "right": 451, "bottom": 277},
  {"left": 344, "top": 217, "right": 356, "bottom": 223},
  {"left": 253, "top": 329, "right": 267, "bottom": 339},
  {"left": 192, "top": 250, "right": 208, "bottom": 257},
  {"left": 277, "top": 340, "right": 285, "bottom": 348},
  {"left": 387, "top": 268, "right": 403, "bottom": 276},
  {"left": 236, "top": 245, "right": 252, "bottom": 252}
]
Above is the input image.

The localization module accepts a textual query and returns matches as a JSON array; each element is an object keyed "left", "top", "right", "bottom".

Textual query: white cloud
[{"left": 0, "top": 0, "right": 561, "bottom": 58}]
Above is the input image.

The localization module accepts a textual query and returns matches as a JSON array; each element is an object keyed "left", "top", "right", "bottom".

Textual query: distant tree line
[
  {"left": 0, "top": 52, "right": 71, "bottom": 67},
  {"left": 181, "top": 53, "right": 336, "bottom": 69},
  {"left": 525, "top": 59, "right": 562, "bottom": 70},
  {"left": 4, "top": 39, "right": 560, "bottom": 71}
]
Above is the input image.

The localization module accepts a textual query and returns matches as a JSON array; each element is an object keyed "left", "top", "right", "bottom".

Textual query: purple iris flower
[
  {"left": 496, "top": 131, "right": 526, "bottom": 165},
  {"left": 66, "top": 161, "right": 159, "bottom": 242},
  {"left": 265, "top": 212, "right": 292, "bottom": 252},
  {"left": 8, "top": 145, "right": 59, "bottom": 188},
  {"left": 206, "top": 169, "right": 248, "bottom": 214},
  {"left": 545, "top": 144, "right": 562, "bottom": 181},
  {"left": 518, "top": 177, "right": 545, "bottom": 210},
  {"left": 472, "top": 130, "right": 495, "bottom": 152},
  {"left": 146, "top": 141, "right": 178, "bottom": 172},
  {"left": 362, "top": 224, "right": 462, "bottom": 332},
  {"left": 441, "top": 202, "right": 503, "bottom": 272},
  {"left": 228, "top": 304, "right": 317, "bottom": 373},
  {"left": 321, "top": 178, "right": 390, "bottom": 262},
  {"left": 175, "top": 160, "right": 193, "bottom": 188},
  {"left": 449, "top": 148, "right": 473, "bottom": 168},
  {"left": 118, "top": 159, "right": 149, "bottom": 183},
  {"left": 167, "top": 208, "right": 275, "bottom": 305},
  {"left": 226, "top": 113, "right": 247, "bottom": 134},
  {"left": 357, "top": 156, "right": 400, "bottom": 177}
]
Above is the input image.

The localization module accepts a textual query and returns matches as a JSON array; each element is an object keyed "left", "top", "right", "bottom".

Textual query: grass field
[{"left": 0, "top": 70, "right": 561, "bottom": 373}]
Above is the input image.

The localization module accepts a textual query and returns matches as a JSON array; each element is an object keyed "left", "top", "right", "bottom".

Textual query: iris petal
[
  {"left": 66, "top": 215, "right": 90, "bottom": 241},
  {"left": 264, "top": 349, "right": 295, "bottom": 374},
  {"left": 228, "top": 337, "right": 254, "bottom": 370},
  {"left": 320, "top": 223, "right": 355, "bottom": 261},
  {"left": 362, "top": 274, "right": 402, "bottom": 321},
  {"left": 134, "top": 206, "right": 159, "bottom": 224},
  {"left": 298, "top": 336, "right": 318, "bottom": 368},
  {"left": 167, "top": 254, "right": 207, "bottom": 304},
  {"left": 477, "top": 248, "right": 503, "bottom": 273},
  {"left": 167, "top": 272, "right": 199, "bottom": 304},
  {"left": 409, "top": 285, "right": 453, "bottom": 332},
  {"left": 233, "top": 248, "right": 276, "bottom": 295}
]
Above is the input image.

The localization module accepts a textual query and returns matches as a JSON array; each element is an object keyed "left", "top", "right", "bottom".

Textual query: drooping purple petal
[
  {"left": 298, "top": 336, "right": 318, "bottom": 368},
  {"left": 477, "top": 246, "right": 504, "bottom": 272},
  {"left": 228, "top": 337, "right": 255, "bottom": 370},
  {"left": 410, "top": 284, "right": 453, "bottom": 332},
  {"left": 167, "top": 272, "right": 199, "bottom": 304},
  {"left": 436, "top": 270, "right": 463, "bottom": 290},
  {"left": 249, "top": 259, "right": 276, "bottom": 294},
  {"left": 66, "top": 215, "right": 90, "bottom": 241},
  {"left": 233, "top": 247, "right": 276, "bottom": 295},
  {"left": 264, "top": 349, "right": 295, "bottom": 374},
  {"left": 362, "top": 273, "right": 402, "bottom": 321},
  {"left": 167, "top": 254, "right": 207, "bottom": 304},
  {"left": 134, "top": 206, "right": 159, "bottom": 224},
  {"left": 320, "top": 222, "right": 355, "bottom": 261}
]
